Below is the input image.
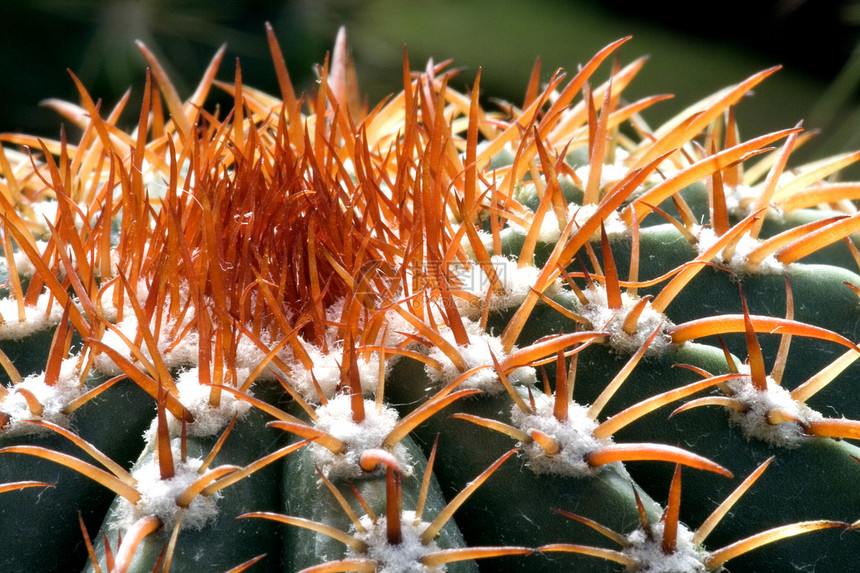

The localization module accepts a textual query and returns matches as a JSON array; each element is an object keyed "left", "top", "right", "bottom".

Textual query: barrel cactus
[{"left": 3, "top": 25, "right": 860, "bottom": 572}]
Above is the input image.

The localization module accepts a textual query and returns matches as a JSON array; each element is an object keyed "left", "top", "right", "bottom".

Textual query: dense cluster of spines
[{"left": 2, "top": 25, "right": 860, "bottom": 572}]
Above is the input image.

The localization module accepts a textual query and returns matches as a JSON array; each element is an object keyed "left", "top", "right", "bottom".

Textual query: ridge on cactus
[{"left": 2, "top": 22, "right": 860, "bottom": 573}]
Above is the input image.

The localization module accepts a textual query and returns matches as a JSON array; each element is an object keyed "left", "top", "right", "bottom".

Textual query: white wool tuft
[
  {"left": 724, "top": 184, "right": 767, "bottom": 219},
  {"left": 569, "top": 202, "right": 629, "bottom": 239},
  {"left": 92, "top": 314, "right": 200, "bottom": 377},
  {"left": 311, "top": 394, "right": 409, "bottom": 480},
  {"left": 510, "top": 201, "right": 629, "bottom": 244},
  {"left": 696, "top": 227, "right": 785, "bottom": 275},
  {"left": 168, "top": 367, "right": 253, "bottom": 437},
  {"left": 158, "top": 327, "right": 200, "bottom": 370},
  {"left": 30, "top": 200, "right": 60, "bottom": 228},
  {"left": 94, "top": 281, "right": 200, "bottom": 375},
  {"left": 350, "top": 511, "right": 442, "bottom": 573},
  {"left": 96, "top": 283, "right": 291, "bottom": 382},
  {"left": 288, "top": 343, "right": 342, "bottom": 401},
  {"left": 0, "top": 357, "right": 84, "bottom": 435},
  {"left": 92, "top": 316, "right": 139, "bottom": 376},
  {"left": 9, "top": 240, "right": 51, "bottom": 280},
  {"left": 232, "top": 333, "right": 283, "bottom": 379},
  {"left": 96, "top": 280, "right": 150, "bottom": 325},
  {"left": 578, "top": 286, "right": 673, "bottom": 355},
  {"left": 509, "top": 391, "right": 615, "bottom": 477},
  {"left": 379, "top": 305, "right": 422, "bottom": 350},
  {"left": 0, "top": 293, "right": 65, "bottom": 341},
  {"left": 458, "top": 228, "right": 494, "bottom": 261},
  {"left": 425, "top": 318, "right": 536, "bottom": 392},
  {"left": 510, "top": 206, "right": 569, "bottom": 244},
  {"left": 141, "top": 159, "right": 174, "bottom": 199},
  {"left": 287, "top": 343, "right": 383, "bottom": 404},
  {"left": 117, "top": 439, "right": 220, "bottom": 532},
  {"left": 725, "top": 373, "right": 821, "bottom": 448},
  {"left": 623, "top": 522, "right": 708, "bottom": 573},
  {"left": 574, "top": 161, "right": 653, "bottom": 198},
  {"left": 455, "top": 256, "right": 560, "bottom": 317}
]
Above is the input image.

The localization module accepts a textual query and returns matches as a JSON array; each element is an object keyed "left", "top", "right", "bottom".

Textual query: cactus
[{"left": 3, "top": 25, "right": 860, "bottom": 572}]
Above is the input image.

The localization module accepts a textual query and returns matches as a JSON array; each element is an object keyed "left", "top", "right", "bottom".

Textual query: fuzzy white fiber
[
  {"left": 8, "top": 240, "right": 50, "bottom": 280},
  {"left": 455, "top": 255, "right": 560, "bottom": 318},
  {"left": 93, "top": 310, "right": 201, "bottom": 377},
  {"left": 168, "top": 366, "right": 253, "bottom": 437},
  {"left": 425, "top": 318, "right": 537, "bottom": 393},
  {"left": 509, "top": 391, "right": 614, "bottom": 477},
  {"left": 457, "top": 227, "right": 493, "bottom": 261},
  {"left": 725, "top": 374, "right": 821, "bottom": 448},
  {"left": 311, "top": 394, "right": 410, "bottom": 480},
  {"left": 116, "top": 441, "right": 219, "bottom": 532},
  {"left": 577, "top": 286, "right": 673, "bottom": 356},
  {"left": 276, "top": 296, "right": 407, "bottom": 403},
  {"left": 0, "top": 293, "right": 65, "bottom": 341},
  {"left": 623, "top": 522, "right": 708, "bottom": 573},
  {"left": 573, "top": 161, "right": 653, "bottom": 199},
  {"left": 510, "top": 206, "right": 569, "bottom": 244},
  {"left": 723, "top": 183, "right": 765, "bottom": 219},
  {"left": 231, "top": 333, "right": 283, "bottom": 379},
  {"left": 509, "top": 200, "right": 629, "bottom": 244},
  {"left": 696, "top": 226, "right": 785, "bottom": 275},
  {"left": 0, "top": 357, "right": 84, "bottom": 435},
  {"left": 568, "top": 202, "right": 629, "bottom": 240},
  {"left": 350, "top": 511, "right": 442, "bottom": 573},
  {"left": 95, "top": 279, "right": 148, "bottom": 325},
  {"left": 96, "top": 281, "right": 298, "bottom": 384},
  {"left": 286, "top": 342, "right": 383, "bottom": 404},
  {"left": 94, "top": 279, "right": 206, "bottom": 376}
]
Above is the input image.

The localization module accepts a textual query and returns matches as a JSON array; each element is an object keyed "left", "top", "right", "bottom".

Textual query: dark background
[{"left": 1, "top": 0, "right": 858, "bottom": 166}]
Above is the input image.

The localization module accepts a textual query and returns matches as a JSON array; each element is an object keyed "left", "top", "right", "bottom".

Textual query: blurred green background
[{"left": 1, "top": 0, "right": 858, "bottom": 168}]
